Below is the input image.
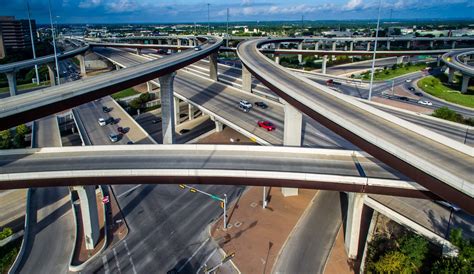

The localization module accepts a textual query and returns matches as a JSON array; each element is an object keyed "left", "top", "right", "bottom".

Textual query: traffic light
[{"left": 179, "top": 184, "right": 185, "bottom": 189}]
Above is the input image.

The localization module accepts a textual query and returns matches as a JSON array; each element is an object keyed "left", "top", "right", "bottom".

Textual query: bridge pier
[
  {"left": 159, "top": 72, "right": 177, "bottom": 144},
  {"left": 349, "top": 41, "right": 354, "bottom": 52},
  {"left": 396, "top": 56, "right": 404, "bottom": 64},
  {"left": 452, "top": 41, "right": 456, "bottom": 49},
  {"left": 5, "top": 72, "right": 17, "bottom": 96},
  {"left": 366, "top": 42, "right": 371, "bottom": 51},
  {"left": 188, "top": 104, "right": 195, "bottom": 120},
  {"left": 177, "top": 39, "right": 182, "bottom": 53},
  {"left": 275, "top": 55, "right": 280, "bottom": 65},
  {"left": 322, "top": 55, "right": 328, "bottom": 74},
  {"left": 430, "top": 40, "right": 434, "bottom": 49},
  {"left": 146, "top": 81, "right": 155, "bottom": 92},
  {"left": 344, "top": 192, "right": 366, "bottom": 259},
  {"left": 115, "top": 64, "right": 121, "bottom": 70},
  {"left": 331, "top": 41, "right": 336, "bottom": 61},
  {"left": 242, "top": 65, "right": 252, "bottom": 92},
  {"left": 209, "top": 52, "right": 218, "bottom": 81},
  {"left": 281, "top": 99, "right": 302, "bottom": 197},
  {"left": 407, "top": 41, "right": 411, "bottom": 49},
  {"left": 461, "top": 75, "right": 470, "bottom": 94},
  {"left": 448, "top": 68, "right": 455, "bottom": 83},
  {"left": 174, "top": 97, "right": 181, "bottom": 126},
  {"left": 136, "top": 48, "right": 142, "bottom": 55},
  {"left": 314, "top": 42, "right": 320, "bottom": 58},
  {"left": 215, "top": 120, "right": 224, "bottom": 132},
  {"left": 46, "top": 63, "right": 56, "bottom": 86},
  {"left": 386, "top": 40, "right": 390, "bottom": 50},
  {"left": 437, "top": 55, "right": 441, "bottom": 67},
  {"left": 73, "top": 186, "right": 100, "bottom": 250},
  {"left": 76, "top": 54, "right": 86, "bottom": 76},
  {"left": 298, "top": 42, "right": 303, "bottom": 63}
]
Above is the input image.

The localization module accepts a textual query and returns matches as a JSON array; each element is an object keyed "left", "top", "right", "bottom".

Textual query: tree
[
  {"left": 374, "top": 251, "right": 408, "bottom": 272},
  {"left": 433, "top": 229, "right": 474, "bottom": 272},
  {"left": 13, "top": 134, "right": 26, "bottom": 148},
  {"left": 0, "top": 130, "right": 12, "bottom": 149},
  {"left": 432, "top": 107, "right": 463, "bottom": 123},
  {"left": 399, "top": 234, "right": 428, "bottom": 271},
  {"left": 16, "top": 124, "right": 29, "bottom": 137}
]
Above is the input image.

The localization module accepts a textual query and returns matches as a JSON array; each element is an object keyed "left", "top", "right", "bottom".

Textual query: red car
[{"left": 258, "top": 120, "right": 276, "bottom": 131}]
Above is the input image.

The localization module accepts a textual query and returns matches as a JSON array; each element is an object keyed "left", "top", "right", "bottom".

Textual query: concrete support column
[
  {"left": 344, "top": 192, "right": 366, "bottom": 259},
  {"left": 188, "top": 104, "right": 195, "bottom": 120},
  {"left": 281, "top": 99, "right": 302, "bottom": 197},
  {"left": 461, "top": 75, "right": 470, "bottom": 94},
  {"left": 275, "top": 55, "right": 280, "bottom": 64},
  {"left": 314, "top": 42, "right": 320, "bottom": 58},
  {"left": 146, "top": 81, "right": 153, "bottom": 92},
  {"left": 331, "top": 41, "right": 336, "bottom": 61},
  {"left": 46, "top": 63, "right": 56, "bottom": 86},
  {"left": 386, "top": 40, "right": 391, "bottom": 50},
  {"left": 115, "top": 64, "right": 121, "bottom": 70},
  {"left": 215, "top": 120, "right": 224, "bottom": 132},
  {"left": 189, "top": 39, "right": 194, "bottom": 47},
  {"left": 76, "top": 54, "right": 86, "bottom": 76},
  {"left": 430, "top": 41, "right": 434, "bottom": 48},
  {"left": 174, "top": 97, "right": 181, "bottom": 126},
  {"left": 157, "top": 39, "right": 162, "bottom": 45},
  {"left": 407, "top": 41, "right": 411, "bottom": 49},
  {"left": 349, "top": 41, "right": 354, "bottom": 52},
  {"left": 136, "top": 48, "right": 142, "bottom": 55},
  {"left": 396, "top": 56, "right": 404, "bottom": 64},
  {"left": 452, "top": 41, "right": 456, "bottom": 49},
  {"left": 209, "top": 52, "right": 218, "bottom": 81},
  {"left": 159, "top": 72, "right": 177, "bottom": 144},
  {"left": 437, "top": 55, "right": 441, "bottom": 67},
  {"left": 5, "top": 72, "right": 17, "bottom": 97},
  {"left": 298, "top": 42, "right": 303, "bottom": 63},
  {"left": 366, "top": 42, "right": 371, "bottom": 51},
  {"left": 242, "top": 65, "right": 252, "bottom": 93},
  {"left": 74, "top": 186, "right": 100, "bottom": 250},
  {"left": 322, "top": 55, "right": 328, "bottom": 74},
  {"left": 177, "top": 39, "right": 182, "bottom": 52},
  {"left": 448, "top": 68, "right": 455, "bottom": 83},
  {"left": 344, "top": 45, "right": 347, "bottom": 51}
]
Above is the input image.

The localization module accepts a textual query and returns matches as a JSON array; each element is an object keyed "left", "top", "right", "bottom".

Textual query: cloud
[
  {"left": 78, "top": 0, "right": 101, "bottom": 8},
  {"left": 343, "top": 0, "right": 364, "bottom": 10},
  {"left": 106, "top": 0, "right": 138, "bottom": 13}
]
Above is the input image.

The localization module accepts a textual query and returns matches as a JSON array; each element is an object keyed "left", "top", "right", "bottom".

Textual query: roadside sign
[{"left": 102, "top": 196, "right": 109, "bottom": 204}]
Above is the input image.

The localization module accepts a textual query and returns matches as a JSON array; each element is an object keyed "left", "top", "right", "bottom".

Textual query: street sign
[{"left": 102, "top": 196, "right": 109, "bottom": 204}]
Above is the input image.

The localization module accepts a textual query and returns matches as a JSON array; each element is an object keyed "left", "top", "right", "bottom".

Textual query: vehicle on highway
[
  {"left": 326, "top": 79, "right": 342, "bottom": 86},
  {"left": 255, "top": 102, "right": 268, "bottom": 109},
  {"left": 98, "top": 118, "right": 106, "bottom": 126},
  {"left": 117, "top": 127, "right": 128, "bottom": 134},
  {"left": 127, "top": 141, "right": 134, "bottom": 145},
  {"left": 414, "top": 91, "right": 423, "bottom": 96},
  {"left": 417, "top": 100, "right": 433, "bottom": 106},
  {"left": 258, "top": 120, "right": 276, "bottom": 131},
  {"left": 436, "top": 201, "right": 461, "bottom": 212},
  {"left": 102, "top": 106, "right": 111, "bottom": 113},
  {"left": 239, "top": 100, "right": 252, "bottom": 109},
  {"left": 180, "top": 129, "right": 190, "bottom": 134},
  {"left": 239, "top": 104, "right": 250, "bottom": 113},
  {"left": 106, "top": 117, "right": 116, "bottom": 125},
  {"left": 405, "top": 79, "right": 412, "bottom": 83},
  {"left": 194, "top": 46, "right": 201, "bottom": 51},
  {"left": 109, "top": 134, "right": 119, "bottom": 143},
  {"left": 152, "top": 119, "right": 161, "bottom": 124},
  {"left": 399, "top": 96, "right": 409, "bottom": 101},
  {"left": 408, "top": 87, "right": 415, "bottom": 91}
]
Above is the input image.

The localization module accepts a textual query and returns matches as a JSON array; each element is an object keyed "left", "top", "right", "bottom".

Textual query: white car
[
  {"left": 98, "top": 118, "right": 106, "bottom": 126},
  {"left": 239, "top": 100, "right": 252, "bottom": 109},
  {"left": 417, "top": 100, "right": 433, "bottom": 106},
  {"left": 405, "top": 79, "right": 412, "bottom": 83}
]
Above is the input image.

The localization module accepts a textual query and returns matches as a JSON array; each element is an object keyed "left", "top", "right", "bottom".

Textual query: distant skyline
[{"left": 3, "top": 0, "right": 474, "bottom": 24}]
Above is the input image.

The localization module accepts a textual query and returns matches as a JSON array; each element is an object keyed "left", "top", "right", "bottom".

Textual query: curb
[
  {"left": 68, "top": 186, "right": 109, "bottom": 272},
  {"left": 322, "top": 224, "right": 343, "bottom": 274},
  {"left": 8, "top": 188, "right": 32, "bottom": 274}
]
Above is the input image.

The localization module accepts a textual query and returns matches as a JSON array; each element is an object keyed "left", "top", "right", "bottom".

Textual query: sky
[{"left": 3, "top": 0, "right": 474, "bottom": 24}]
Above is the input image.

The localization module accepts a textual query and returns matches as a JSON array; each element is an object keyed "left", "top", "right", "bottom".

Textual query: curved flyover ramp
[
  {"left": 0, "top": 36, "right": 222, "bottom": 130},
  {"left": 237, "top": 38, "right": 473, "bottom": 213},
  {"left": 0, "top": 145, "right": 435, "bottom": 199},
  {"left": 442, "top": 49, "right": 474, "bottom": 77}
]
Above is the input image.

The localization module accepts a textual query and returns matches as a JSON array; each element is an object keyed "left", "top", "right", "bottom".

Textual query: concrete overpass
[
  {"left": 237, "top": 38, "right": 473, "bottom": 214},
  {"left": 442, "top": 49, "right": 474, "bottom": 93}
]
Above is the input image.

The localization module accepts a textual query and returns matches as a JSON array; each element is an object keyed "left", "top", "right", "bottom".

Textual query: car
[
  {"left": 239, "top": 104, "right": 250, "bottom": 113},
  {"left": 194, "top": 46, "right": 201, "bottom": 51},
  {"left": 408, "top": 87, "right": 415, "bottom": 91},
  {"left": 152, "top": 119, "right": 161, "bottom": 124},
  {"left": 436, "top": 201, "right": 461, "bottom": 212},
  {"left": 326, "top": 79, "right": 341, "bottom": 86},
  {"left": 117, "top": 127, "right": 128, "bottom": 134},
  {"left": 417, "top": 100, "right": 433, "bottom": 106},
  {"left": 109, "top": 134, "right": 119, "bottom": 143},
  {"left": 399, "top": 96, "right": 409, "bottom": 101},
  {"left": 414, "top": 91, "right": 423, "bottom": 96},
  {"left": 127, "top": 141, "right": 134, "bottom": 145},
  {"left": 258, "top": 120, "right": 276, "bottom": 131},
  {"left": 106, "top": 117, "right": 116, "bottom": 125},
  {"left": 98, "top": 118, "right": 106, "bottom": 126},
  {"left": 102, "top": 106, "right": 111, "bottom": 113},
  {"left": 179, "top": 129, "right": 190, "bottom": 134},
  {"left": 255, "top": 102, "right": 268, "bottom": 109},
  {"left": 405, "top": 79, "right": 412, "bottom": 83},
  {"left": 239, "top": 100, "right": 252, "bottom": 109}
]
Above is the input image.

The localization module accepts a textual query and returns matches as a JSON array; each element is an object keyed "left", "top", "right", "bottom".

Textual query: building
[{"left": 0, "top": 16, "right": 36, "bottom": 54}]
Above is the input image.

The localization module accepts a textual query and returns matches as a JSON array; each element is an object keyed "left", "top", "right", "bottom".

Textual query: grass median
[
  {"left": 0, "top": 81, "right": 50, "bottom": 93},
  {"left": 417, "top": 75, "right": 474, "bottom": 108},
  {"left": 360, "top": 62, "right": 428, "bottom": 81},
  {"left": 111, "top": 88, "right": 139, "bottom": 100}
]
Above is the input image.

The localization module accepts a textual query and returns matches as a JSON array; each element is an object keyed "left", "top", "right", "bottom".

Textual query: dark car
[
  {"left": 127, "top": 141, "right": 134, "bottom": 145},
  {"left": 408, "top": 87, "right": 415, "bottom": 91},
  {"left": 106, "top": 117, "right": 116, "bottom": 124},
  {"left": 102, "top": 106, "right": 111, "bottom": 113},
  {"left": 152, "top": 118, "right": 161, "bottom": 124},
  {"left": 117, "top": 127, "right": 129, "bottom": 134},
  {"left": 414, "top": 92, "right": 423, "bottom": 96},
  {"left": 399, "top": 96, "right": 409, "bottom": 101},
  {"left": 255, "top": 102, "right": 268, "bottom": 109}
]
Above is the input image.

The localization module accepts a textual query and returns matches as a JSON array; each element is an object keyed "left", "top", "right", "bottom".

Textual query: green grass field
[
  {"left": 111, "top": 88, "right": 139, "bottom": 100},
  {"left": 361, "top": 63, "right": 427, "bottom": 80},
  {"left": 417, "top": 76, "right": 474, "bottom": 108},
  {"left": 0, "top": 81, "right": 50, "bottom": 93}
]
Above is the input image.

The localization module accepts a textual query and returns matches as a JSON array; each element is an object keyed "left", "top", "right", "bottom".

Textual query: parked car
[
  {"left": 408, "top": 87, "right": 415, "bottom": 91},
  {"left": 405, "top": 79, "right": 412, "bottom": 83},
  {"left": 399, "top": 96, "right": 409, "bottom": 101},
  {"left": 152, "top": 119, "right": 161, "bottom": 124},
  {"left": 239, "top": 100, "right": 252, "bottom": 109},
  {"left": 102, "top": 106, "right": 111, "bottom": 113},
  {"left": 117, "top": 127, "right": 128, "bottom": 134},
  {"left": 127, "top": 141, "right": 134, "bottom": 145},
  {"left": 109, "top": 134, "right": 119, "bottom": 143},
  {"left": 98, "top": 118, "right": 106, "bottom": 126},
  {"left": 194, "top": 46, "right": 201, "bottom": 51},
  {"left": 255, "top": 102, "right": 268, "bottom": 109},
  {"left": 414, "top": 91, "right": 423, "bottom": 96},
  {"left": 258, "top": 120, "right": 276, "bottom": 131},
  {"left": 106, "top": 117, "right": 116, "bottom": 125},
  {"left": 417, "top": 100, "right": 433, "bottom": 106},
  {"left": 326, "top": 79, "right": 342, "bottom": 86}
]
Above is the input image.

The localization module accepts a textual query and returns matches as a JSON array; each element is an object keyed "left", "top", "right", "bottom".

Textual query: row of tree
[{"left": 0, "top": 124, "right": 30, "bottom": 149}]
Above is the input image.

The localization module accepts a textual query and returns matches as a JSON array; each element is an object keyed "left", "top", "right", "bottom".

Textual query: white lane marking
[
  {"left": 123, "top": 240, "right": 138, "bottom": 274},
  {"left": 102, "top": 255, "right": 110, "bottom": 274},
  {"left": 196, "top": 248, "right": 218, "bottom": 273},
  {"left": 113, "top": 248, "right": 122, "bottom": 274},
  {"left": 177, "top": 238, "right": 210, "bottom": 272},
  {"left": 116, "top": 184, "right": 142, "bottom": 199}
]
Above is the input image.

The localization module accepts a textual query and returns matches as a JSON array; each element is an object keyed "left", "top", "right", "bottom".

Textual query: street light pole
[
  {"left": 207, "top": 3, "right": 210, "bottom": 34},
  {"left": 368, "top": 0, "right": 382, "bottom": 101},
  {"left": 226, "top": 8, "right": 229, "bottom": 48},
  {"left": 48, "top": 0, "right": 60, "bottom": 86},
  {"left": 26, "top": 0, "right": 39, "bottom": 85}
]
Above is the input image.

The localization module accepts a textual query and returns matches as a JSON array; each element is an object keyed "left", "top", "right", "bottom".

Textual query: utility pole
[
  {"left": 226, "top": 8, "right": 229, "bottom": 48},
  {"left": 26, "top": 0, "right": 39, "bottom": 85},
  {"left": 207, "top": 3, "right": 210, "bottom": 34},
  {"left": 301, "top": 15, "right": 304, "bottom": 36},
  {"left": 368, "top": 0, "right": 382, "bottom": 101},
  {"left": 48, "top": 0, "right": 60, "bottom": 86}
]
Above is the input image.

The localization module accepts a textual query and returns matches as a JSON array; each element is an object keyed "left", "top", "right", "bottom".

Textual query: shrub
[{"left": 0, "top": 227, "right": 13, "bottom": 240}]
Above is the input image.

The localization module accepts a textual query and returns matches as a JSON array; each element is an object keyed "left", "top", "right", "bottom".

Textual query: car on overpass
[
  {"left": 239, "top": 100, "right": 252, "bottom": 109},
  {"left": 255, "top": 101, "right": 268, "bottom": 109},
  {"left": 258, "top": 120, "right": 276, "bottom": 131},
  {"left": 109, "top": 134, "right": 119, "bottom": 143},
  {"left": 418, "top": 100, "right": 433, "bottom": 106},
  {"left": 98, "top": 118, "right": 106, "bottom": 126}
]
